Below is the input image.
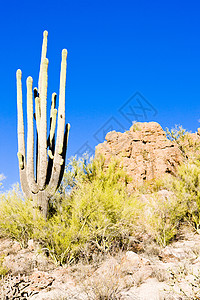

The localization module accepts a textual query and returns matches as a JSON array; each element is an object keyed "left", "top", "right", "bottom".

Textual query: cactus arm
[
  {"left": 51, "top": 92, "right": 56, "bottom": 113},
  {"left": 50, "top": 108, "right": 57, "bottom": 147},
  {"left": 26, "top": 76, "right": 39, "bottom": 193},
  {"left": 55, "top": 49, "right": 68, "bottom": 154},
  {"left": 35, "top": 97, "right": 41, "bottom": 133},
  {"left": 38, "top": 57, "right": 48, "bottom": 190},
  {"left": 48, "top": 150, "right": 54, "bottom": 159},
  {"left": 16, "top": 69, "right": 32, "bottom": 199},
  {"left": 34, "top": 87, "right": 38, "bottom": 98},
  {"left": 47, "top": 123, "right": 70, "bottom": 197},
  {"left": 47, "top": 93, "right": 57, "bottom": 148},
  {"left": 17, "top": 152, "right": 24, "bottom": 169},
  {"left": 38, "top": 31, "right": 48, "bottom": 189},
  {"left": 38, "top": 30, "right": 48, "bottom": 96},
  {"left": 46, "top": 93, "right": 57, "bottom": 185},
  {"left": 57, "top": 123, "right": 70, "bottom": 189},
  {"left": 56, "top": 49, "right": 67, "bottom": 149},
  {"left": 35, "top": 95, "right": 41, "bottom": 183},
  {"left": 16, "top": 70, "right": 25, "bottom": 155},
  {"left": 47, "top": 49, "right": 68, "bottom": 196},
  {"left": 66, "top": 123, "right": 70, "bottom": 147}
]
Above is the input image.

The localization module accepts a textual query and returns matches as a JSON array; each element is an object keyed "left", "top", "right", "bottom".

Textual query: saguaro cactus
[{"left": 16, "top": 31, "right": 70, "bottom": 218}]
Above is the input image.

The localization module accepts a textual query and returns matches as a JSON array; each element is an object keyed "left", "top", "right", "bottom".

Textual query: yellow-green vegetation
[
  {"left": 130, "top": 121, "right": 142, "bottom": 132},
  {"left": 33, "top": 157, "right": 143, "bottom": 265},
  {"left": 166, "top": 125, "right": 200, "bottom": 159},
  {"left": 140, "top": 160, "right": 200, "bottom": 245},
  {"left": 2, "top": 129, "right": 200, "bottom": 265},
  {"left": 159, "top": 160, "right": 200, "bottom": 233},
  {"left": 165, "top": 125, "right": 187, "bottom": 142},
  {"left": 0, "top": 158, "right": 143, "bottom": 265},
  {"left": 0, "top": 185, "right": 35, "bottom": 247},
  {"left": 0, "top": 255, "right": 8, "bottom": 276},
  {"left": 142, "top": 190, "right": 185, "bottom": 247}
]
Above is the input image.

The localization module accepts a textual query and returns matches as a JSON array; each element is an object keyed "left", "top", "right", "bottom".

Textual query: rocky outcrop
[{"left": 95, "top": 122, "right": 183, "bottom": 188}]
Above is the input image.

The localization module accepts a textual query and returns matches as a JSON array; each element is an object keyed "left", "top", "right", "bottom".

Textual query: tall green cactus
[{"left": 16, "top": 31, "right": 70, "bottom": 218}]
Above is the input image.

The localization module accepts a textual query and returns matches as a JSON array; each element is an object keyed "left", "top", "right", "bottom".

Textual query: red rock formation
[{"left": 95, "top": 122, "right": 183, "bottom": 188}]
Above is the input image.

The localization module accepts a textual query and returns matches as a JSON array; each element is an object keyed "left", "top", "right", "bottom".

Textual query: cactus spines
[{"left": 16, "top": 31, "right": 70, "bottom": 218}]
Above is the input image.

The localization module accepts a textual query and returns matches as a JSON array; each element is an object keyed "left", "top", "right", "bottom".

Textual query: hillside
[{"left": 1, "top": 122, "right": 200, "bottom": 299}]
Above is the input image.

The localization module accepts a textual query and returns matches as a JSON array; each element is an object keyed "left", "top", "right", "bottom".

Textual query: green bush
[
  {"left": 166, "top": 125, "right": 200, "bottom": 160},
  {"left": 0, "top": 255, "right": 8, "bottom": 276},
  {"left": 2, "top": 152, "right": 200, "bottom": 265},
  {"left": 170, "top": 159, "right": 200, "bottom": 232},
  {"left": 0, "top": 157, "right": 143, "bottom": 265},
  {"left": 142, "top": 191, "right": 185, "bottom": 247},
  {"left": 0, "top": 185, "right": 35, "bottom": 247},
  {"left": 34, "top": 157, "right": 143, "bottom": 265},
  {"left": 143, "top": 157, "right": 200, "bottom": 236}
]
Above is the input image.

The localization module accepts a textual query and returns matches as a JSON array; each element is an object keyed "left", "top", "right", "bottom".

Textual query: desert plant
[
  {"left": 142, "top": 191, "right": 185, "bottom": 247},
  {"left": 166, "top": 125, "right": 187, "bottom": 142},
  {"left": 0, "top": 157, "right": 142, "bottom": 265},
  {"left": 16, "top": 31, "right": 70, "bottom": 218},
  {"left": 142, "top": 155, "right": 200, "bottom": 236},
  {"left": 0, "top": 255, "right": 8, "bottom": 277},
  {"left": 171, "top": 159, "right": 200, "bottom": 232},
  {"left": 32, "top": 157, "right": 143, "bottom": 265},
  {"left": 166, "top": 125, "right": 200, "bottom": 161},
  {"left": 0, "top": 185, "right": 36, "bottom": 247}
]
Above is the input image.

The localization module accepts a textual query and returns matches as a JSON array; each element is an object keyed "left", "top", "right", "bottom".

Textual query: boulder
[{"left": 95, "top": 122, "right": 183, "bottom": 188}]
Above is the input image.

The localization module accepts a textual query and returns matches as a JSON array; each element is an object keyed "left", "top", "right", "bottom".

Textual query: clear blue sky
[{"left": 0, "top": 0, "right": 200, "bottom": 190}]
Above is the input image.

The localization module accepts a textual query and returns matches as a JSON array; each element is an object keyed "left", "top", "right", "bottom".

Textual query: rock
[
  {"left": 28, "top": 239, "right": 35, "bottom": 251},
  {"left": 95, "top": 122, "right": 183, "bottom": 189},
  {"left": 2, "top": 247, "right": 54, "bottom": 276},
  {"left": 120, "top": 251, "right": 152, "bottom": 286},
  {"left": 120, "top": 278, "right": 168, "bottom": 300},
  {"left": 0, "top": 238, "right": 21, "bottom": 257},
  {"left": 136, "top": 278, "right": 167, "bottom": 300},
  {"left": 159, "top": 238, "right": 199, "bottom": 263},
  {"left": 121, "top": 251, "right": 150, "bottom": 269},
  {"left": 160, "top": 246, "right": 184, "bottom": 263},
  {"left": 93, "top": 257, "right": 119, "bottom": 278},
  {"left": 29, "top": 271, "right": 55, "bottom": 290}
]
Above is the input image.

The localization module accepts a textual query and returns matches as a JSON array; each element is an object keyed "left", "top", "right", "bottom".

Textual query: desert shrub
[
  {"left": 142, "top": 156, "right": 200, "bottom": 236},
  {"left": 0, "top": 184, "right": 35, "bottom": 247},
  {"left": 0, "top": 157, "right": 144, "bottom": 265},
  {"left": 142, "top": 191, "right": 185, "bottom": 247},
  {"left": 166, "top": 125, "right": 200, "bottom": 160},
  {"left": 34, "top": 157, "right": 143, "bottom": 265},
  {"left": 166, "top": 125, "right": 187, "bottom": 142},
  {"left": 5, "top": 153, "right": 200, "bottom": 264},
  {"left": 170, "top": 159, "right": 200, "bottom": 232},
  {"left": 0, "top": 255, "right": 9, "bottom": 276}
]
